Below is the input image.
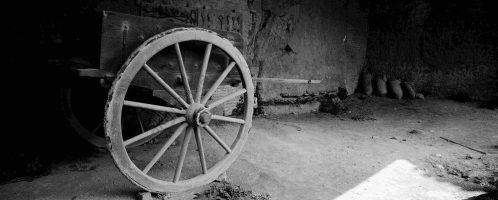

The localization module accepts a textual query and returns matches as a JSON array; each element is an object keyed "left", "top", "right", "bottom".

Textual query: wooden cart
[{"left": 61, "top": 11, "right": 254, "bottom": 193}]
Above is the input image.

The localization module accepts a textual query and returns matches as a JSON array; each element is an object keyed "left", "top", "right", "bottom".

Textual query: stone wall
[{"left": 366, "top": 0, "right": 498, "bottom": 100}]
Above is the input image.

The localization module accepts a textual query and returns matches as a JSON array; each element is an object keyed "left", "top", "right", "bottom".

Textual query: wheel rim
[
  {"left": 105, "top": 28, "right": 254, "bottom": 193},
  {"left": 60, "top": 85, "right": 107, "bottom": 148},
  {"left": 60, "top": 86, "right": 170, "bottom": 148}
]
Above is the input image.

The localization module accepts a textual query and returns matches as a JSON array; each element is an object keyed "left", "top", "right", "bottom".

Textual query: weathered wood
[
  {"left": 142, "top": 64, "right": 189, "bottom": 108},
  {"left": 59, "top": 87, "right": 107, "bottom": 148},
  {"left": 143, "top": 123, "right": 188, "bottom": 174},
  {"left": 74, "top": 68, "right": 115, "bottom": 78},
  {"left": 207, "top": 89, "right": 246, "bottom": 109},
  {"left": 196, "top": 43, "right": 213, "bottom": 103},
  {"left": 253, "top": 77, "right": 322, "bottom": 84},
  {"left": 123, "top": 100, "right": 185, "bottom": 114},
  {"left": 173, "top": 127, "right": 193, "bottom": 182},
  {"left": 440, "top": 137, "right": 487, "bottom": 154},
  {"left": 105, "top": 28, "right": 253, "bottom": 193},
  {"left": 132, "top": 71, "right": 240, "bottom": 90},
  {"left": 204, "top": 126, "right": 232, "bottom": 153},
  {"left": 211, "top": 115, "right": 245, "bottom": 124},
  {"left": 194, "top": 127, "right": 208, "bottom": 174},
  {"left": 123, "top": 117, "right": 186, "bottom": 147},
  {"left": 201, "top": 62, "right": 237, "bottom": 105},
  {"left": 174, "top": 43, "right": 195, "bottom": 103},
  {"left": 100, "top": 11, "right": 244, "bottom": 72}
]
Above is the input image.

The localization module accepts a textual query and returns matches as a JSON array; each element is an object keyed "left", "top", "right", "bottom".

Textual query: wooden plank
[
  {"left": 131, "top": 67, "right": 240, "bottom": 88},
  {"left": 100, "top": 11, "right": 244, "bottom": 72}
]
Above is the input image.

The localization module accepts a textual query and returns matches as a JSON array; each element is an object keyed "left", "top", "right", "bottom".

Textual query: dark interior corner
[{"left": 366, "top": 0, "right": 498, "bottom": 101}]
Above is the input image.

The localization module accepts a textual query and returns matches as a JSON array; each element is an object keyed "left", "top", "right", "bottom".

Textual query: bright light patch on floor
[{"left": 334, "top": 159, "right": 484, "bottom": 200}]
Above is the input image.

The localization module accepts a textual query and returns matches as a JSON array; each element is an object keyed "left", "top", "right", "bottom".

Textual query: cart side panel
[
  {"left": 99, "top": 11, "right": 244, "bottom": 73},
  {"left": 100, "top": 11, "right": 244, "bottom": 107}
]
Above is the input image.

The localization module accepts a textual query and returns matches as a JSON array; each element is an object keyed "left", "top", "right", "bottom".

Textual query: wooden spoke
[
  {"left": 143, "top": 64, "right": 189, "bottom": 108},
  {"left": 143, "top": 123, "right": 188, "bottom": 174},
  {"left": 135, "top": 108, "right": 145, "bottom": 133},
  {"left": 173, "top": 126, "right": 193, "bottom": 182},
  {"left": 123, "top": 117, "right": 186, "bottom": 147},
  {"left": 195, "top": 43, "right": 213, "bottom": 103},
  {"left": 174, "top": 43, "right": 194, "bottom": 104},
  {"left": 105, "top": 28, "right": 254, "bottom": 193},
  {"left": 91, "top": 121, "right": 103, "bottom": 134},
  {"left": 124, "top": 100, "right": 186, "bottom": 114},
  {"left": 211, "top": 115, "right": 246, "bottom": 124},
  {"left": 206, "top": 89, "right": 246, "bottom": 109},
  {"left": 204, "top": 125, "right": 232, "bottom": 153},
  {"left": 200, "top": 61, "right": 236, "bottom": 105},
  {"left": 194, "top": 127, "right": 208, "bottom": 174}
]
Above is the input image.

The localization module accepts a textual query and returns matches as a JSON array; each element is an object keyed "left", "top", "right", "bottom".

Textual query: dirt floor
[{"left": 0, "top": 96, "right": 497, "bottom": 200}]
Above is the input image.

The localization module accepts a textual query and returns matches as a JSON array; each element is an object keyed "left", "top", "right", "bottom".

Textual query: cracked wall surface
[
  {"left": 97, "top": 0, "right": 367, "bottom": 103},
  {"left": 249, "top": 0, "right": 368, "bottom": 102}
]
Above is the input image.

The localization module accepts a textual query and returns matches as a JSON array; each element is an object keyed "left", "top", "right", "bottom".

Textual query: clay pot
[
  {"left": 388, "top": 79, "right": 403, "bottom": 99},
  {"left": 374, "top": 75, "right": 388, "bottom": 97},
  {"left": 360, "top": 72, "right": 373, "bottom": 95},
  {"left": 401, "top": 81, "right": 416, "bottom": 99}
]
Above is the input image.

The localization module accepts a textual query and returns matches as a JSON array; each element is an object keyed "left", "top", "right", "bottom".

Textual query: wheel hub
[{"left": 186, "top": 103, "right": 212, "bottom": 127}]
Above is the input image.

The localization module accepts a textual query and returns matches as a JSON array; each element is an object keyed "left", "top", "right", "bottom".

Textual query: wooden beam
[
  {"left": 253, "top": 77, "right": 321, "bottom": 84},
  {"left": 74, "top": 68, "right": 115, "bottom": 78}
]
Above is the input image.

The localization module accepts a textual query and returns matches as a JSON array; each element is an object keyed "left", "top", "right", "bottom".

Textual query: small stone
[
  {"left": 447, "top": 168, "right": 463, "bottom": 176},
  {"left": 331, "top": 97, "right": 341, "bottom": 104},
  {"left": 136, "top": 191, "right": 153, "bottom": 200},
  {"left": 408, "top": 129, "right": 425, "bottom": 134},
  {"left": 155, "top": 193, "right": 171, "bottom": 200},
  {"left": 217, "top": 172, "right": 229, "bottom": 182},
  {"left": 415, "top": 93, "right": 425, "bottom": 100},
  {"left": 390, "top": 137, "right": 397, "bottom": 140},
  {"left": 402, "top": 139, "right": 407, "bottom": 141},
  {"left": 467, "top": 170, "right": 483, "bottom": 179}
]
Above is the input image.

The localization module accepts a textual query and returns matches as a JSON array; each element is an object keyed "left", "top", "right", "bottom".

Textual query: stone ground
[{"left": 0, "top": 97, "right": 497, "bottom": 200}]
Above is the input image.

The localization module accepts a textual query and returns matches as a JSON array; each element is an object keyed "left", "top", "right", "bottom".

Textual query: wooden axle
[{"left": 253, "top": 77, "right": 321, "bottom": 84}]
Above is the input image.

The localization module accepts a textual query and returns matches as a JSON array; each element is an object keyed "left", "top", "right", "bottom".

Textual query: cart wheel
[
  {"left": 60, "top": 82, "right": 107, "bottom": 148},
  {"left": 105, "top": 28, "right": 254, "bottom": 193},
  {"left": 60, "top": 82, "right": 172, "bottom": 148}
]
